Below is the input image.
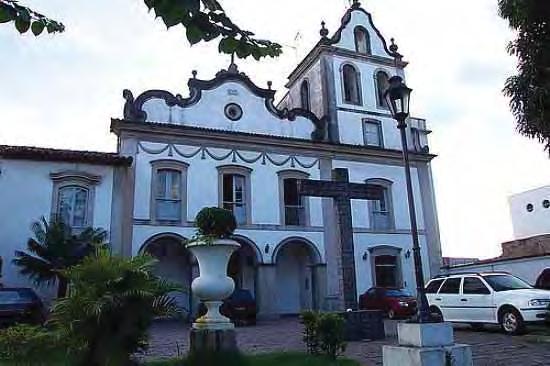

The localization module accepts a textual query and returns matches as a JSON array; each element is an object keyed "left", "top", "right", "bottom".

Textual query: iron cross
[{"left": 298, "top": 168, "right": 384, "bottom": 310}]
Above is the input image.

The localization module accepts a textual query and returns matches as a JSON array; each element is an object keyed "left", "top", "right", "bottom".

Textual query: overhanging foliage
[{"left": 499, "top": 0, "right": 550, "bottom": 152}]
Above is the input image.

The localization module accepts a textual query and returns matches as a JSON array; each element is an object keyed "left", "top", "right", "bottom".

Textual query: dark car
[
  {"left": 0, "top": 288, "right": 45, "bottom": 326},
  {"left": 359, "top": 287, "right": 417, "bottom": 319},
  {"left": 198, "top": 288, "right": 257, "bottom": 326}
]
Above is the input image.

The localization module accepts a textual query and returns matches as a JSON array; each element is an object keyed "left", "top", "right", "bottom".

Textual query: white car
[{"left": 425, "top": 272, "right": 550, "bottom": 335}]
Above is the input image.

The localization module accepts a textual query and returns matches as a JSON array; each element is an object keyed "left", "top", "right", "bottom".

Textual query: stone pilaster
[{"left": 256, "top": 264, "right": 278, "bottom": 319}]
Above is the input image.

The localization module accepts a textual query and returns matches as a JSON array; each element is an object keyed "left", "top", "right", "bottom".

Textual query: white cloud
[{"left": 1, "top": 0, "right": 547, "bottom": 259}]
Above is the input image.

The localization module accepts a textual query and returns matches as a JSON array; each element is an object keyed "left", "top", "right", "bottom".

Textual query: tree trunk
[{"left": 57, "top": 276, "right": 68, "bottom": 298}]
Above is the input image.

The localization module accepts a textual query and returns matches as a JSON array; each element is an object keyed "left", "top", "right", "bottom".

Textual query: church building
[{"left": 0, "top": 2, "right": 442, "bottom": 319}]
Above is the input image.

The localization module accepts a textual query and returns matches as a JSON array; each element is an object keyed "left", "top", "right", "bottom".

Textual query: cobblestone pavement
[{"left": 144, "top": 318, "right": 550, "bottom": 365}]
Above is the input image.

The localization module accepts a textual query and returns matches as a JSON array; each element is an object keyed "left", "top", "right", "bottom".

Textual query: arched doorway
[
  {"left": 227, "top": 236, "right": 261, "bottom": 301},
  {"left": 273, "top": 238, "right": 322, "bottom": 315},
  {"left": 141, "top": 234, "right": 194, "bottom": 320}
]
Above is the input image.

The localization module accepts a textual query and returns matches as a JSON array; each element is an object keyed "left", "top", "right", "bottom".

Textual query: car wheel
[
  {"left": 429, "top": 306, "right": 444, "bottom": 322},
  {"left": 388, "top": 309, "right": 396, "bottom": 320},
  {"left": 470, "top": 323, "right": 484, "bottom": 331},
  {"left": 500, "top": 308, "right": 525, "bottom": 335}
]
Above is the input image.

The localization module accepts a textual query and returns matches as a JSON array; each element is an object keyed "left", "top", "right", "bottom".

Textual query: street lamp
[{"left": 384, "top": 75, "right": 431, "bottom": 323}]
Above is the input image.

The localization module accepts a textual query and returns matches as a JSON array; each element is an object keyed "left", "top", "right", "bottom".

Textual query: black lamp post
[{"left": 384, "top": 75, "right": 431, "bottom": 323}]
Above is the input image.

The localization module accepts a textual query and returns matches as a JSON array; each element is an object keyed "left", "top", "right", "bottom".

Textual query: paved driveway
[{"left": 144, "top": 318, "right": 550, "bottom": 365}]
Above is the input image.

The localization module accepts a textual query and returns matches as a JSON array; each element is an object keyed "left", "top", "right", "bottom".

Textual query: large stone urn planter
[{"left": 187, "top": 238, "right": 240, "bottom": 330}]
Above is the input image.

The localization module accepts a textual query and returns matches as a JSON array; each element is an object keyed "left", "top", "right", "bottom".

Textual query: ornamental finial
[
  {"left": 389, "top": 38, "right": 399, "bottom": 54},
  {"left": 267, "top": 81, "right": 273, "bottom": 90},
  {"left": 320, "top": 21, "right": 329, "bottom": 38},
  {"left": 351, "top": 0, "right": 361, "bottom": 9},
  {"left": 192, "top": 70, "right": 197, "bottom": 79},
  {"left": 228, "top": 53, "right": 239, "bottom": 74}
]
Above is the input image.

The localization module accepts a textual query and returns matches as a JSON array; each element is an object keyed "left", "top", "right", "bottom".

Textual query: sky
[{"left": 2, "top": 0, "right": 550, "bottom": 259}]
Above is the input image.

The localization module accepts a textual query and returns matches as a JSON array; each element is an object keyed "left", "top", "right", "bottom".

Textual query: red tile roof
[{"left": 0, "top": 145, "right": 132, "bottom": 166}]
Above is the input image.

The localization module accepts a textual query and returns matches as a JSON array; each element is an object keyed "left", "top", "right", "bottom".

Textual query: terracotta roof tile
[{"left": 0, "top": 145, "right": 132, "bottom": 166}]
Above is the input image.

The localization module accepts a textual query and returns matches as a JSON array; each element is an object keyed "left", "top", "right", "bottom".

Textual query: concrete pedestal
[
  {"left": 383, "top": 323, "right": 473, "bottom": 366},
  {"left": 189, "top": 328, "right": 237, "bottom": 354}
]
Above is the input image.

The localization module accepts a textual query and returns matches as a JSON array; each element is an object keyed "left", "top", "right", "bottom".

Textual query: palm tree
[
  {"left": 12, "top": 217, "right": 107, "bottom": 298},
  {"left": 50, "top": 249, "right": 181, "bottom": 366}
]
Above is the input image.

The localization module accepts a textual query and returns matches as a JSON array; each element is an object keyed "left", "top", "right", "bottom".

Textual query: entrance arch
[
  {"left": 140, "top": 233, "right": 193, "bottom": 320},
  {"left": 228, "top": 235, "right": 262, "bottom": 301},
  {"left": 273, "top": 237, "right": 323, "bottom": 315}
]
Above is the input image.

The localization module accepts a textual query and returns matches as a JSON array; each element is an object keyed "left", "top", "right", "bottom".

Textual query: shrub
[
  {"left": 50, "top": 249, "right": 182, "bottom": 366},
  {"left": 0, "top": 324, "right": 76, "bottom": 365},
  {"left": 300, "top": 310, "right": 320, "bottom": 355},
  {"left": 195, "top": 207, "right": 237, "bottom": 239},
  {"left": 317, "top": 313, "right": 347, "bottom": 360},
  {"left": 300, "top": 311, "right": 347, "bottom": 360}
]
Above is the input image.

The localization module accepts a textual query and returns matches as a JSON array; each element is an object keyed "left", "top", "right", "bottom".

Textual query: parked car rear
[
  {"left": 0, "top": 288, "right": 45, "bottom": 326},
  {"left": 358, "top": 287, "right": 417, "bottom": 319},
  {"left": 221, "top": 288, "right": 257, "bottom": 325},
  {"left": 198, "top": 288, "right": 257, "bottom": 326},
  {"left": 426, "top": 272, "right": 550, "bottom": 335}
]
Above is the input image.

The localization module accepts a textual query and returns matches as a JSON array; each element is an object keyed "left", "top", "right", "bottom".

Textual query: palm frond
[{"left": 12, "top": 251, "right": 56, "bottom": 285}]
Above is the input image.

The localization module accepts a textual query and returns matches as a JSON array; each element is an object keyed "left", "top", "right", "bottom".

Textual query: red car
[{"left": 359, "top": 287, "right": 417, "bottom": 319}]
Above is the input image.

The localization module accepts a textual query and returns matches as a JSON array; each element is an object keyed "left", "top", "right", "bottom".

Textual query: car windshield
[
  {"left": 482, "top": 275, "right": 532, "bottom": 292},
  {"left": 385, "top": 289, "right": 413, "bottom": 297}
]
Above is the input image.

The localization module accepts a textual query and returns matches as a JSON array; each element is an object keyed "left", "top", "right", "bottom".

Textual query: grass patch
[{"left": 144, "top": 352, "right": 360, "bottom": 366}]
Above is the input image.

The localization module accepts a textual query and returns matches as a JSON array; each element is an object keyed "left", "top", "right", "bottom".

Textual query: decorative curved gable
[
  {"left": 123, "top": 64, "right": 328, "bottom": 142},
  {"left": 326, "top": 2, "right": 399, "bottom": 59}
]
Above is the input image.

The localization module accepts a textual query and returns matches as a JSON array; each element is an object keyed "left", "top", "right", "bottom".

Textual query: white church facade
[{"left": 0, "top": 2, "right": 442, "bottom": 319}]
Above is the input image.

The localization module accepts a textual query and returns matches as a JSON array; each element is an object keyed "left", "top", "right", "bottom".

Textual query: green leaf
[
  {"left": 31, "top": 20, "right": 45, "bottom": 36},
  {"left": 182, "top": 0, "right": 201, "bottom": 13},
  {"left": 186, "top": 24, "right": 204, "bottom": 45},
  {"left": 218, "top": 36, "right": 239, "bottom": 54},
  {"left": 0, "top": 5, "right": 15, "bottom": 24},
  {"left": 15, "top": 17, "right": 30, "bottom": 34}
]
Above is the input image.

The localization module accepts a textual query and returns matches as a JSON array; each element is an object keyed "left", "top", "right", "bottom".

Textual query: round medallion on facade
[
  {"left": 224, "top": 103, "right": 243, "bottom": 121},
  {"left": 526, "top": 203, "right": 534, "bottom": 212},
  {"left": 543, "top": 200, "right": 550, "bottom": 209}
]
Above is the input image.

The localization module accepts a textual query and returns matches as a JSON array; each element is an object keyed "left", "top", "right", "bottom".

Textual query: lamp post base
[{"left": 383, "top": 323, "right": 472, "bottom": 366}]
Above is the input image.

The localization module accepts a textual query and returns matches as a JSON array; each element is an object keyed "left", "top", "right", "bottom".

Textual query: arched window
[
  {"left": 376, "top": 71, "right": 390, "bottom": 108},
  {"left": 300, "top": 80, "right": 310, "bottom": 111},
  {"left": 57, "top": 186, "right": 89, "bottom": 228},
  {"left": 354, "top": 26, "right": 371, "bottom": 54},
  {"left": 50, "top": 171, "right": 100, "bottom": 229},
  {"left": 342, "top": 64, "right": 361, "bottom": 105}
]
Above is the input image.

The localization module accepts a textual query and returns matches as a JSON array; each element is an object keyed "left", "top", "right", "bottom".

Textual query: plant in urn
[{"left": 187, "top": 207, "right": 240, "bottom": 330}]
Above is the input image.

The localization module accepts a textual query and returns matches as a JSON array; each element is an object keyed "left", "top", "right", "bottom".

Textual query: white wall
[
  {"left": 333, "top": 159, "right": 425, "bottom": 230},
  {"left": 0, "top": 159, "right": 114, "bottom": 300},
  {"left": 133, "top": 141, "right": 323, "bottom": 226},
  {"left": 282, "top": 59, "right": 324, "bottom": 117},
  {"left": 354, "top": 233, "right": 430, "bottom": 296},
  {"left": 333, "top": 9, "right": 393, "bottom": 59},
  {"left": 509, "top": 186, "right": 550, "bottom": 239},
  {"left": 444, "top": 256, "right": 550, "bottom": 286},
  {"left": 142, "top": 81, "right": 316, "bottom": 140}
]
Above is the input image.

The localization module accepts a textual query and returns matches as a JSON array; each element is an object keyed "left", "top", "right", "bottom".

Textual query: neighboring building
[
  {"left": 0, "top": 1, "right": 442, "bottom": 318},
  {"left": 509, "top": 185, "right": 550, "bottom": 239},
  {"left": 443, "top": 186, "right": 550, "bottom": 284}
]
